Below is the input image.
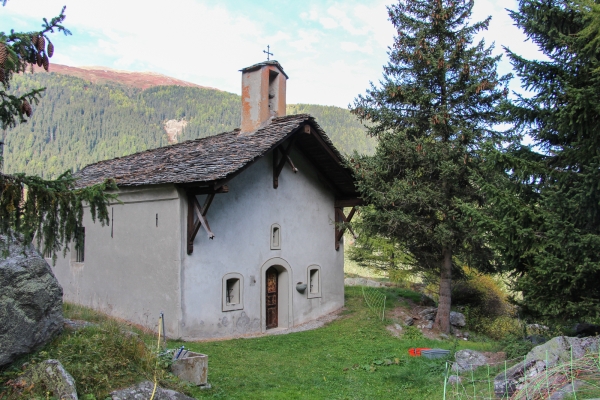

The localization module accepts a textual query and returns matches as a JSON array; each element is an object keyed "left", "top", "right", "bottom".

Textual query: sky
[{"left": 0, "top": 0, "right": 544, "bottom": 108}]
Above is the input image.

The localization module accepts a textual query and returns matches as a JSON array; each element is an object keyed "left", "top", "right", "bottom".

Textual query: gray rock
[
  {"left": 394, "top": 323, "right": 403, "bottom": 331},
  {"left": 419, "top": 308, "right": 437, "bottom": 321},
  {"left": 450, "top": 311, "right": 466, "bottom": 327},
  {"left": 494, "top": 336, "right": 599, "bottom": 398},
  {"left": 548, "top": 380, "right": 587, "bottom": 400},
  {"left": 0, "top": 233, "right": 63, "bottom": 367},
  {"left": 440, "top": 333, "right": 449, "bottom": 340},
  {"left": 111, "top": 381, "right": 194, "bottom": 400},
  {"left": 404, "top": 317, "right": 414, "bottom": 326},
  {"left": 447, "top": 375, "right": 462, "bottom": 385},
  {"left": 16, "top": 359, "right": 77, "bottom": 400},
  {"left": 452, "top": 349, "right": 488, "bottom": 372},
  {"left": 424, "top": 321, "right": 434, "bottom": 329}
]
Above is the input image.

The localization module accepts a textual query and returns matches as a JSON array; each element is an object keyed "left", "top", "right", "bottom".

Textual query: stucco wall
[
  {"left": 52, "top": 185, "right": 183, "bottom": 337},
  {"left": 180, "top": 145, "right": 345, "bottom": 340}
]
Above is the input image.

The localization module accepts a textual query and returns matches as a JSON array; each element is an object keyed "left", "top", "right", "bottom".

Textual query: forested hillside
[{"left": 2, "top": 72, "right": 373, "bottom": 178}]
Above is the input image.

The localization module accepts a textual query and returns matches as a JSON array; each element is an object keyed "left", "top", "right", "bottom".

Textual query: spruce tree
[
  {"left": 351, "top": 0, "right": 510, "bottom": 332},
  {"left": 0, "top": 3, "right": 115, "bottom": 261},
  {"left": 502, "top": 0, "right": 600, "bottom": 321}
]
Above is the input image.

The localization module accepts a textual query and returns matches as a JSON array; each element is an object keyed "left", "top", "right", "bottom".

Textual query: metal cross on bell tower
[{"left": 263, "top": 45, "right": 273, "bottom": 61}]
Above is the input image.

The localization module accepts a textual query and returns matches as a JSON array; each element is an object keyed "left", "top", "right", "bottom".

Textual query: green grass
[
  {"left": 1, "top": 286, "right": 499, "bottom": 400},
  {"left": 173, "top": 287, "right": 496, "bottom": 399}
]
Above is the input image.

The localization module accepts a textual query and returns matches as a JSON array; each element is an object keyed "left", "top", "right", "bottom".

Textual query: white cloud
[{"left": 0, "top": 0, "right": 549, "bottom": 107}]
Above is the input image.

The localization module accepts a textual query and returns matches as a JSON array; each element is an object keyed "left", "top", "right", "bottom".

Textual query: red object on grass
[{"left": 408, "top": 347, "right": 432, "bottom": 357}]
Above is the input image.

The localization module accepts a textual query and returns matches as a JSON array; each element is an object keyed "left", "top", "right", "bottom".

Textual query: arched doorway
[
  {"left": 260, "top": 258, "right": 293, "bottom": 332},
  {"left": 266, "top": 266, "right": 278, "bottom": 329}
]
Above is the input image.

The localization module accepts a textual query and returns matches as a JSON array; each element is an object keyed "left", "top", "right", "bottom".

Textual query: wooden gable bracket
[
  {"left": 186, "top": 185, "right": 228, "bottom": 255},
  {"left": 335, "top": 206, "right": 357, "bottom": 251},
  {"left": 273, "top": 134, "right": 299, "bottom": 189}
]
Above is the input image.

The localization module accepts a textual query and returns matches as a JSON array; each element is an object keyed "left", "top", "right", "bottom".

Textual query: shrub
[
  {"left": 452, "top": 270, "right": 512, "bottom": 319},
  {"left": 500, "top": 334, "right": 535, "bottom": 360}
]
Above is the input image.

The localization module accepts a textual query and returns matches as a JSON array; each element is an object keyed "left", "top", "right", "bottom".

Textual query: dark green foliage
[
  {"left": 351, "top": 0, "right": 510, "bottom": 331},
  {"left": 0, "top": 5, "right": 70, "bottom": 130},
  {"left": 2, "top": 74, "right": 374, "bottom": 178},
  {"left": 0, "top": 171, "right": 116, "bottom": 263},
  {"left": 498, "top": 0, "right": 600, "bottom": 322},
  {"left": 0, "top": 5, "right": 114, "bottom": 261}
]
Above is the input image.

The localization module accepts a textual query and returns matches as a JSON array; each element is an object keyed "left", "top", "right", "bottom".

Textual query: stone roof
[{"left": 74, "top": 114, "right": 357, "bottom": 197}]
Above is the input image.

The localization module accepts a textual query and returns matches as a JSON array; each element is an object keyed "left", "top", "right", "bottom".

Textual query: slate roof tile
[{"left": 74, "top": 114, "right": 343, "bottom": 189}]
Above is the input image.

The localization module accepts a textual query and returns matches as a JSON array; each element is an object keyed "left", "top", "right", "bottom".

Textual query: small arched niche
[{"left": 270, "top": 223, "right": 281, "bottom": 250}]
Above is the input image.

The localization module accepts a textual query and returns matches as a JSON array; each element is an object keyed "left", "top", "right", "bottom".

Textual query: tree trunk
[{"left": 435, "top": 247, "right": 452, "bottom": 333}]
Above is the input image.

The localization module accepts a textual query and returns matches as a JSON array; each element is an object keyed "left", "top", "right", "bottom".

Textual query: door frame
[{"left": 260, "top": 257, "right": 293, "bottom": 332}]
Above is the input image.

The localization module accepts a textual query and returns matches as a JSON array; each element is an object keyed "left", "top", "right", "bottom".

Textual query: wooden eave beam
[
  {"left": 335, "top": 206, "right": 357, "bottom": 251},
  {"left": 273, "top": 135, "right": 299, "bottom": 189},
  {"left": 186, "top": 190, "right": 222, "bottom": 255},
  {"left": 334, "top": 197, "right": 364, "bottom": 208}
]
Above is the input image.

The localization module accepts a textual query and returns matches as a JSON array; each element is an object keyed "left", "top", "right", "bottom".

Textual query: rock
[
  {"left": 440, "top": 333, "right": 449, "bottom": 340},
  {"left": 424, "top": 321, "right": 434, "bottom": 329},
  {"left": 64, "top": 319, "right": 94, "bottom": 330},
  {"left": 450, "top": 311, "right": 466, "bottom": 327},
  {"left": 447, "top": 375, "right": 462, "bottom": 385},
  {"left": 573, "top": 322, "right": 600, "bottom": 337},
  {"left": 494, "top": 336, "right": 599, "bottom": 398},
  {"left": 111, "top": 380, "right": 194, "bottom": 400},
  {"left": 15, "top": 359, "right": 77, "bottom": 400},
  {"left": 404, "top": 317, "right": 414, "bottom": 326},
  {"left": 0, "top": 233, "right": 63, "bottom": 367},
  {"left": 394, "top": 323, "right": 403, "bottom": 331},
  {"left": 419, "top": 294, "right": 436, "bottom": 306},
  {"left": 548, "top": 380, "right": 587, "bottom": 400},
  {"left": 526, "top": 334, "right": 548, "bottom": 345},
  {"left": 453, "top": 349, "right": 489, "bottom": 372},
  {"left": 419, "top": 308, "right": 437, "bottom": 321}
]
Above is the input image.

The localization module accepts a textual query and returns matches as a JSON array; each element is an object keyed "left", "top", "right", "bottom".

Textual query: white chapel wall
[
  {"left": 52, "top": 184, "right": 183, "bottom": 338},
  {"left": 180, "top": 146, "right": 345, "bottom": 340}
]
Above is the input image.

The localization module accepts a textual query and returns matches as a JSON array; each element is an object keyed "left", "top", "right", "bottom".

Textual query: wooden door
[{"left": 266, "top": 267, "right": 278, "bottom": 329}]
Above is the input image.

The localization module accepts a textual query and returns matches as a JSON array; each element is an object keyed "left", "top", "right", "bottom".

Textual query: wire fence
[
  {"left": 443, "top": 346, "right": 600, "bottom": 400},
  {"left": 362, "top": 285, "right": 387, "bottom": 321}
]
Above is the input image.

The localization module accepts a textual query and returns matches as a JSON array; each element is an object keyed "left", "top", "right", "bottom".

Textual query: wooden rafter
[
  {"left": 335, "top": 206, "right": 357, "bottom": 251},
  {"left": 273, "top": 135, "right": 299, "bottom": 189},
  {"left": 187, "top": 191, "right": 217, "bottom": 255}
]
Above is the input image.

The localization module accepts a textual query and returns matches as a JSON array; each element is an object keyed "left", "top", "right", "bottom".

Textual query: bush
[
  {"left": 500, "top": 334, "right": 535, "bottom": 360},
  {"left": 452, "top": 270, "right": 513, "bottom": 319}
]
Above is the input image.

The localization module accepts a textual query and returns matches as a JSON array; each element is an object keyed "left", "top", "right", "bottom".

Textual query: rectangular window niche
[
  {"left": 222, "top": 273, "right": 244, "bottom": 311},
  {"left": 307, "top": 266, "right": 321, "bottom": 299}
]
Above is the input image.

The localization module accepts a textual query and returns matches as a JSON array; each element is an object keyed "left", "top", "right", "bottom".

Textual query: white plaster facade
[{"left": 52, "top": 146, "right": 345, "bottom": 340}]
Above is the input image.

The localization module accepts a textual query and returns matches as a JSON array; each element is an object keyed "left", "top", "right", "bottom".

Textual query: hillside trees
[
  {"left": 497, "top": 0, "right": 600, "bottom": 321},
  {"left": 0, "top": 4, "right": 115, "bottom": 262},
  {"left": 351, "top": 0, "right": 510, "bottom": 332}
]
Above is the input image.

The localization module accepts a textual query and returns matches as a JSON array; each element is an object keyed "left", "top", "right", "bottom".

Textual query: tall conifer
[
  {"left": 502, "top": 0, "right": 600, "bottom": 321},
  {"left": 351, "top": 0, "right": 509, "bottom": 332}
]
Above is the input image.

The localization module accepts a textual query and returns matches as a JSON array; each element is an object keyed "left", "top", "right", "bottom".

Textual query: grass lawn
[
  {"left": 1, "top": 286, "right": 499, "bottom": 399},
  {"left": 176, "top": 286, "right": 496, "bottom": 400}
]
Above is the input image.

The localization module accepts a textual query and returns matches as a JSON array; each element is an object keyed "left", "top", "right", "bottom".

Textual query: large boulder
[
  {"left": 0, "top": 233, "right": 63, "bottom": 367},
  {"left": 494, "top": 336, "right": 599, "bottom": 398},
  {"left": 15, "top": 359, "right": 77, "bottom": 399},
  {"left": 453, "top": 349, "right": 488, "bottom": 372},
  {"left": 450, "top": 311, "right": 466, "bottom": 327},
  {"left": 110, "top": 381, "right": 194, "bottom": 400}
]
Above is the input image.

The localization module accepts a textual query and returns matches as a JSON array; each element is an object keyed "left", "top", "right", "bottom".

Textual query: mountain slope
[{"left": 3, "top": 70, "right": 374, "bottom": 178}]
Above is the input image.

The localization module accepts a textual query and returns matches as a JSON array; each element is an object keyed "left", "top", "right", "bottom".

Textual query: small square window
[
  {"left": 222, "top": 273, "right": 244, "bottom": 311},
  {"left": 307, "top": 265, "right": 321, "bottom": 299}
]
